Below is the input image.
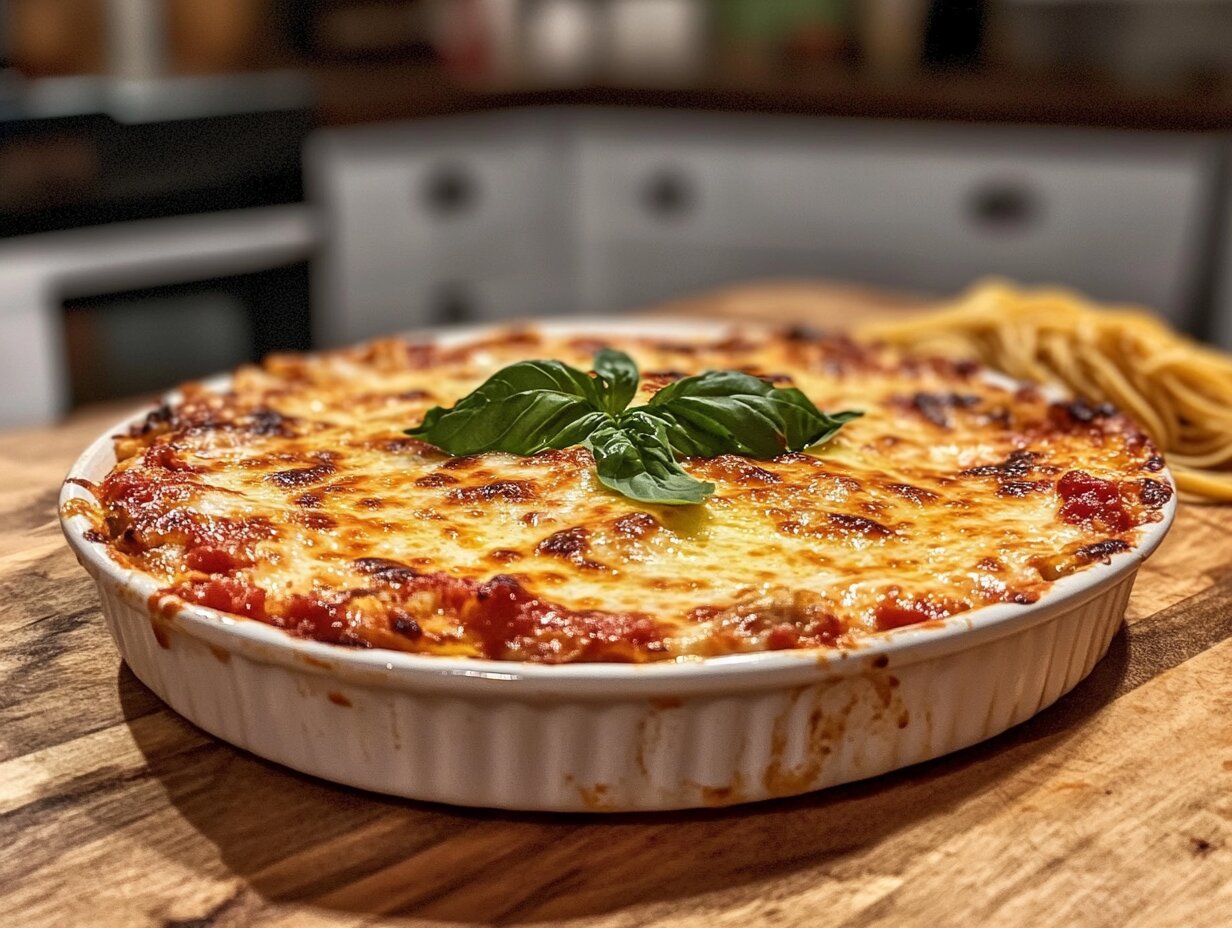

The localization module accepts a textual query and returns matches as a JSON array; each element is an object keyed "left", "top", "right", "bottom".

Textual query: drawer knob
[
  {"left": 642, "top": 168, "right": 697, "bottom": 219},
  {"left": 967, "top": 179, "right": 1042, "bottom": 233},
  {"left": 432, "top": 282, "right": 475, "bottom": 323},
  {"left": 423, "top": 164, "right": 480, "bottom": 217}
]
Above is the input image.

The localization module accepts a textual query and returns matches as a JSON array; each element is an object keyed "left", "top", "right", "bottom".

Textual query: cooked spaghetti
[{"left": 861, "top": 281, "right": 1232, "bottom": 501}]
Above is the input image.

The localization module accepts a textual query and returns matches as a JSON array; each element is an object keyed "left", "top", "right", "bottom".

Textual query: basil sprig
[{"left": 406, "top": 350, "right": 860, "bottom": 505}]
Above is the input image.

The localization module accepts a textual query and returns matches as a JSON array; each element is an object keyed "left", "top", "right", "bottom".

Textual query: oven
[
  {"left": 0, "top": 74, "right": 316, "bottom": 429},
  {"left": 0, "top": 204, "right": 315, "bottom": 427}
]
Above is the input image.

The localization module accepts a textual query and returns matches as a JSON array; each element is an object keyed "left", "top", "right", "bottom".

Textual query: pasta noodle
[{"left": 860, "top": 280, "right": 1232, "bottom": 501}]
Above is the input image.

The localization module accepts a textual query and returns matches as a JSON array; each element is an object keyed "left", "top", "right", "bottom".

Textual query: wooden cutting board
[{"left": 2, "top": 281, "right": 1230, "bottom": 928}]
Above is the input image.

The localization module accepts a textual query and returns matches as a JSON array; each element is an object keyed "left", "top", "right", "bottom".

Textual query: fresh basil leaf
[
  {"left": 407, "top": 359, "right": 609, "bottom": 455},
  {"left": 649, "top": 370, "right": 775, "bottom": 408},
  {"left": 585, "top": 414, "right": 715, "bottom": 505},
  {"left": 640, "top": 370, "right": 860, "bottom": 458},
  {"left": 405, "top": 349, "right": 861, "bottom": 505},
  {"left": 410, "top": 395, "right": 608, "bottom": 456},
  {"left": 453, "top": 359, "right": 605, "bottom": 409},
  {"left": 592, "top": 348, "right": 639, "bottom": 415},
  {"left": 765, "top": 388, "right": 864, "bottom": 450}
]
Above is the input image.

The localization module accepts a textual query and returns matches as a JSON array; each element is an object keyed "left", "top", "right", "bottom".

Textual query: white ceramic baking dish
[{"left": 59, "top": 320, "right": 1176, "bottom": 811}]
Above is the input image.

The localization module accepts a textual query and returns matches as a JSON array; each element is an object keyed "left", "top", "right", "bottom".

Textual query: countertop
[
  {"left": 314, "top": 66, "right": 1232, "bottom": 133},
  {"left": 2, "top": 282, "right": 1230, "bottom": 928}
]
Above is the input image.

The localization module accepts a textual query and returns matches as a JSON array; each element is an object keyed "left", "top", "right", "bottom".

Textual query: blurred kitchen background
[{"left": 3, "top": 0, "right": 1232, "bottom": 427}]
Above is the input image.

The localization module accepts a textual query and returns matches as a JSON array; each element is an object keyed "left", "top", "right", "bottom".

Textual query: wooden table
[{"left": 2, "top": 282, "right": 1230, "bottom": 928}]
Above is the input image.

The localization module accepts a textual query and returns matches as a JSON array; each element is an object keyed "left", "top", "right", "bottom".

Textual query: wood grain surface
[{"left": 2, "top": 282, "right": 1230, "bottom": 928}]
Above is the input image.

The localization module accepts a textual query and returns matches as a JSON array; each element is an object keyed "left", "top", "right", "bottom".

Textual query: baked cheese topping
[{"left": 75, "top": 327, "right": 1172, "bottom": 663}]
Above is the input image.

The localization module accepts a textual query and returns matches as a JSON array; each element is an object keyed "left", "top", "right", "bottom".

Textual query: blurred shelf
[
  {"left": 315, "top": 63, "right": 1232, "bottom": 132},
  {"left": 0, "top": 71, "right": 313, "bottom": 238},
  {"left": 0, "top": 69, "right": 314, "bottom": 124}
]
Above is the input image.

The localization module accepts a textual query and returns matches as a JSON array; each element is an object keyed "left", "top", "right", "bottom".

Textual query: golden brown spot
[
  {"left": 898, "top": 391, "right": 981, "bottom": 428},
  {"left": 1075, "top": 539, "right": 1132, "bottom": 562},
  {"left": 828, "top": 513, "right": 892, "bottom": 536},
  {"left": 415, "top": 472, "right": 458, "bottom": 488},
  {"left": 997, "top": 480, "right": 1049, "bottom": 498},
  {"left": 381, "top": 436, "right": 443, "bottom": 456},
  {"left": 327, "top": 691, "right": 352, "bottom": 707},
  {"left": 612, "top": 511, "right": 660, "bottom": 538},
  {"left": 296, "top": 512, "right": 338, "bottom": 531},
  {"left": 389, "top": 610, "right": 422, "bottom": 638},
  {"left": 440, "top": 455, "right": 482, "bottom": 471},
  {"left": 885, "top": 483, "right": 940, "bottom": 505},
  {"left": 526, "top": 446, "right": 594, "bottom": 468},
  {"left": 696, "top": 455, "right": 781, "bottom": 486},
  {"left": 535, "top": 527, "right": 605, "bottom": 570},
  {"left": 447, "top": 480, "right": 536, "bottom": 504},
  {"left": 267, "top": 461, "right": 337, "bottom": 489},
  {"left": 779, "top": 512, "right": 892, "bottom": 539},
  {"left": 354, "top": 557, "right": 418, "bottom": 584}
]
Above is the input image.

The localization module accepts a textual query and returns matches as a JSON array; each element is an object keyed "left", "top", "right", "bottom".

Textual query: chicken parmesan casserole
[{"left": 68, "top": 326, "right": 1173, "bottom": 664}]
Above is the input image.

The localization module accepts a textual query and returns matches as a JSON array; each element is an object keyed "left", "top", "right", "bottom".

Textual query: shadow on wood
[{"left": 116, "top": 629, "right": 1129, "bottom": 924}]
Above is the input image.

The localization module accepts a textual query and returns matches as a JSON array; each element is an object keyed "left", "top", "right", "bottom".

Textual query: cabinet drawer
[
  {"left": 576, "top": 126, "right": 749, "bottom": 243},
  {"left": 314, "top": 115, "right": 561, "bottom": 239},
  {"left": 309, "top": 115, "right": 573, "bottom": 342},
  {"left": 745, "top": 137, "right": 1211, "bottom": 320},
  {"left": 578, "top": 116, "right": 1213, "bottom": 322}
]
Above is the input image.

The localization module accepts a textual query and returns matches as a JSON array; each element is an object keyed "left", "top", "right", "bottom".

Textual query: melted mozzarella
[{"left": 91, "top": 328, "right": 1170, "bottom": 662}]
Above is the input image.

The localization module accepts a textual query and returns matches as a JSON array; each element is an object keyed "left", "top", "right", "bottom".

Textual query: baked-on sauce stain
[{"left": 145, "top": 591, "right": 179, "bottom": 649}]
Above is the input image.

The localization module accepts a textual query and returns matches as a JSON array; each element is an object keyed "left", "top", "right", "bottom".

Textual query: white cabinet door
[
  {"left": 576, "top": 113, "right": 1214, "bottom": 325},
  {"left": 747, "top": 128, "right": 1213, "bottom": 324},
  {"left": 308, "top": 112, "right": 574, "bottom": 345},
  {"left": 314, "top": 110, "right": 1216, "bottom": 337}
]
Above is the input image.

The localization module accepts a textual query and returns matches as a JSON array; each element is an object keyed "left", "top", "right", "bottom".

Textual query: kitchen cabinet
[
  {"left": 309, "top": 108, "right": 1221, "bottom": 343},
  {"left": 575, "top": 112, "right": 1216, "bottom": 324},
  {"left": 307, "top": 111, "right": 575, "bottom": 345}
]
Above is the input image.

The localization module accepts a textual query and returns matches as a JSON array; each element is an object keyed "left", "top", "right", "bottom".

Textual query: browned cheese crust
[{"left": 73, "top": 327, "right": 1172, "bottom": 663}]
